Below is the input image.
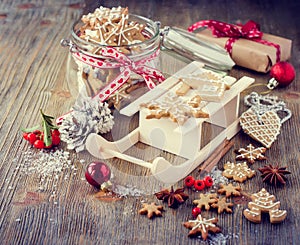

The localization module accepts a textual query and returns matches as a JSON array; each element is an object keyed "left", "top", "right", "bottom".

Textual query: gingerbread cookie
[
  {"left": 243, "top": 188, "right": 287, "bottom": 224},
  {"left": 183, "top": 214, "right": 221, "bottom": 240},
  {"left": 217, "top": 183, "right": 242, "bottom": 197},
  {"left": 235, "top": 144, "right": 267, "bottom": 164},
  {"left": 222, "top": 161, "right": 255, "bottom": 183},
  {"left": 179, "top": 74, "right": 228, "bottom": 102},
  {"left": 211, "top": 196, "right": 234, "bottom": 214},
  {"left": 142, "top": 92, "right": 209, "bottom": 125},
  {"left": 138, "top": 202, "right": 164, "bottom": 219},
  {"left": 193, "top": 193, "right": 218, "bottom": 210},
  {"left": 79, "top": 6, "right": 147, "bottom": 47},
  {"left": 240, "top": 108, "right": 281, "bottom": 148}
]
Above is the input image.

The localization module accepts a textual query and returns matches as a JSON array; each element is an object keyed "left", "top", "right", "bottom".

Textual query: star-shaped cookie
[
  {"left": 138, "top": 202, "right": 164, "bottom": 219},
  {"left": 217, "top": 183, "right": 242, "bottom": 197},
  {"left": 193, "top": 193, "right": 218, "bottom": 210},
  {"left": 211, "top": 196, "right": 234, "bottom": 214}
]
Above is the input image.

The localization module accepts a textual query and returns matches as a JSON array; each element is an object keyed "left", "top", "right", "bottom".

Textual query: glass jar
[{"left": 62, "top": 14, "right": 162, "bottom": 109}]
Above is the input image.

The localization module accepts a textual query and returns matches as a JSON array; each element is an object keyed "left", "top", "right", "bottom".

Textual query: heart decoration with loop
[{"left": 240, "top": 92, "right": 292, "bottom": 148}]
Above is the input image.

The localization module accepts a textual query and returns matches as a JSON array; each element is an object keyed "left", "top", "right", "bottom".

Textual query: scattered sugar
[
  {"left": 15, "top": 148, "right": 77, "bottom": 203},
  {"left": 209, "top": 166, "right": 229, "bottom": 186},
  {"left": 18, "top": 149, "right": 72, "bottom": 176},
  {"left": 207, "top": 232, "right": 229, "bottom": 245},
  {"left": 111, "top": 183, "right": 145, "bottom": 197}
]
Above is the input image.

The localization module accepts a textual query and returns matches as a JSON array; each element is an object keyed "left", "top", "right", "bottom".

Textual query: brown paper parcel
[{"left": 195, "top": 29, "right": 292, "bottom": 73}]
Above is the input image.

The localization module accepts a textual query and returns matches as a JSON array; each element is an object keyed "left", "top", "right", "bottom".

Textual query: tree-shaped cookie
[
  {"left": 222, "top": 161, "right": 255, "bottom": 182},
  {"left": 183, "top": 214, "right": 221, "bottom": 240},
  {"left": 243, "top": 188, "right": 287, "bottom": 224}
]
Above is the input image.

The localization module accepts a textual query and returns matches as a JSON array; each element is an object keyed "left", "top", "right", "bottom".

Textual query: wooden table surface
[{"left": 1, "top": 0, "right": 299, "bottom": 244}]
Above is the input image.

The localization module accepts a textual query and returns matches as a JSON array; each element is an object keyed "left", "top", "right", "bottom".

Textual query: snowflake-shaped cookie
[
  {"left": 183, "top": 214, "right": 221, "bottom": 240},
  {"left": 193, "top": 193, "right": 218, "bottom": 210},
  {"left": 217, "top": 183, "right": 242, "bottom": 197},
  {"left": 138, "top": 202, "right": 164, "bottom": 219},
  {"left": 211, "top": 196, "right": 234, "bottom": 214},
  {"left": 222, "top": 161, "right": 255, "bottom": 183},
  {"left": 235, "top": 144, "right": 267, "bottom": 164},
  {"left": 143, "top": 92, "right": 209, "bottom": 125}
]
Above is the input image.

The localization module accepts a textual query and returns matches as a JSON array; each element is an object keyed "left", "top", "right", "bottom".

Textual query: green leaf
[
  {"left": 20, "top": 109, "right": 59, "bottom": 146},
  {"left": 21, "top": 125, "right": 40, "bottom": 133},
  {"left": 43, "top": 120, "right": 52, "bottom": 147},
  {"left": 40, "top": 109, "right": 59, "bottom": 146}
]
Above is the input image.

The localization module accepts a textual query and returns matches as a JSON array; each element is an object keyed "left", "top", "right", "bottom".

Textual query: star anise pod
[
  {"left": 258, "top": 164, "right": 291, "bottom": 186},
  {"left": 154, "top": 186, "right": 189, "bottom": 208}
]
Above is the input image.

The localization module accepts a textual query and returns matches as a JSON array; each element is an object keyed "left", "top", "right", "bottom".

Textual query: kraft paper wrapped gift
[{"left": 195, "top": 28, "right": 292, "bottom": 73}]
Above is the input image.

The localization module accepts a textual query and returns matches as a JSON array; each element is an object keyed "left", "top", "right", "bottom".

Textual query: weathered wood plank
[{"left": 0, "top": 0, "right": 299, "bottom": 244}]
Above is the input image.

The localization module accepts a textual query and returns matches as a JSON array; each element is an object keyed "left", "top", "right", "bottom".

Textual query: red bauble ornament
[
  {"left": 85, "top": 162, "right": 111, "bottom": 188},
  {"left": 269, "top": 61, "right": 295, "bottom": 88}
]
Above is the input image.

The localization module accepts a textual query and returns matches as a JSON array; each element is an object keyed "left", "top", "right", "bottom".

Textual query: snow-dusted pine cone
[{"left": 59, "top": 98, "right": 114, "bottom": 152}]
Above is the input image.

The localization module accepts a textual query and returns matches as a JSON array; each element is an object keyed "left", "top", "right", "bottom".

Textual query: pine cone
[
  {"left": 74, "top": 99, "right": 114, "bottom": 134},
  {"left": 59, "top": 98, "right": 114, "bottom": 152}
]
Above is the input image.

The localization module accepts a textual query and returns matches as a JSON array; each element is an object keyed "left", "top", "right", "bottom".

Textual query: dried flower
[
  {"left": 155, "top": 186, "right": 188, "bottom": 208},
  {"left": 258, "top": 164, "right": 291, "bottom": 185}
]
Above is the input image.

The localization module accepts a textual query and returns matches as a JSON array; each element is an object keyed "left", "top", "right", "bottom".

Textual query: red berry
[
  {"left": 33, "top": 130, "right": 42, "bottom": 135},
  {"left": 204, "top": 176, "right": 214, "bottom": 187},
  {"left": 184, "top": 176, "right": 195, "bottom": 188},
  {"left": 85, "top": 162, "right": 111, "bottom": 188},
  {"left": 192, "top": 207, "right": 201, "bottom": 218},
  {"left": 52, "top": 134, "right": 60, "bottom": 146},
  {"left": 44, "top": 143, "right": 53, "bottom": 149},
  {"left": 52, "top": 129, "right": 60, "bottom": 137},
  {"left": 28, "top": 133, "right": 37, "bottom": 145},
  {"left": 33, "top": 140, "right": 45, "bottom": 149},
  {"left": 23, "top": 132, "right": 29, "bottom": 141},
  {"left": 194, "top": 179, "right": 205, "bottom": 191}
]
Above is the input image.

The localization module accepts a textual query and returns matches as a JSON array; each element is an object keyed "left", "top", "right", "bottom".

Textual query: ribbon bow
[
  {"left": 188, "top": 20, "right": 280, "bottom": 63},
  {"left": 73, "top": 47, "right": 165, "bottom": 102},
  {"left": 189, "top": 20, "right": 262, "bottom": 39}
]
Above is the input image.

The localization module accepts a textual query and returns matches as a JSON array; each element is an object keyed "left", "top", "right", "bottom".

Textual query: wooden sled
[{"left": 86, "top": 62, "right": 255, "bottom": 184}]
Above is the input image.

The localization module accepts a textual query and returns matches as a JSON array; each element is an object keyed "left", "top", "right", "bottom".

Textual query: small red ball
[
  {"left": 28, "top": 133, "right": 37, "bottom": 145},
  {"left": 51, "top": 135, "right": 61, "bottom": 146},
  {"left": 33, "top": 140, "right": 45, "bottom": 149},
  {"left": 270, "top": 61, "right": 295, "bottom": 87},
  {"left": 184, "top": 176, "right": 195, "bottom": 188},
  {"left": 192, "top": 207, "right": 201, "bottom": 218},
  {"left": 23, "top": 132, "right": 29, "bottom": 141},
  {"left": 52, "top": 129, "right": 60, "bottom": 137},
  {"left": 203, "top": 176, "right": 214, "bottom": 187},
  {"left": 194, "top": 179, "right": 205, "bottom": 191},
  {"left": 85, "top": 162, "right": 111, "bottom": 189}
]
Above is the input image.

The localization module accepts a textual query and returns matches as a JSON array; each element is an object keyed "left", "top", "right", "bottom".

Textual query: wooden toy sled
[{"left": 86, "top": 62, "right": 255, "bottom": 184}]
